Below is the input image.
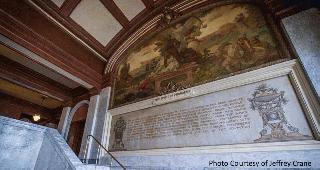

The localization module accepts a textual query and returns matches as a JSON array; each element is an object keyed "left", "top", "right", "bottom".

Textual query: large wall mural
[{"left": 112, "top": 3, "right": 286, "bottom": 107}]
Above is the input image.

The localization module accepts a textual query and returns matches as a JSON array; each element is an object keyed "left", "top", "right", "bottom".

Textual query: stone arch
[{"left": 63, "top": 100, "right": 89, "bottom": 139}]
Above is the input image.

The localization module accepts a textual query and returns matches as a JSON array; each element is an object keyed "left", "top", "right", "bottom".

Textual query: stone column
[
  {"left": 78, "top": 95, "right": 100, "bottom": 160},
  {"left": 94, "top": 87, "right": 111, "bottom": 144},
  {"left": 78, "top": 87, "right": 112, "bottom": 163},
  {"left": 57, "top": 107, "right": 71, "bottom": 139},
  {"left": 282, "top": 8, "right": 320, "bottom": 98},
  {"left": 93, "top": 87, "right": 112, "bottom": 162}
]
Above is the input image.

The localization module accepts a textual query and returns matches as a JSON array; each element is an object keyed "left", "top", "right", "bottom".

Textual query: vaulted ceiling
[
  {"left": 29, "top": 0, "right": 178, "bottom": 61},
  {"left": 29, "top": 0, "right": 317, "bottom": 62}
]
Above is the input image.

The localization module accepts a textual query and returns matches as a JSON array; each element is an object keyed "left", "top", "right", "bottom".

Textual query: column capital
[{"left": 89, "top": 87, "right": 100, "bottom": 96}]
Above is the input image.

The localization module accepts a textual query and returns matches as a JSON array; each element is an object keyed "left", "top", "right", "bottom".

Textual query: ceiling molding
[
  {"left": 27, "top": 0, "right": 107, "bottom": 62},
  {"left": 0, "top": 0, "right": 105, "bottom": 74},
  {"left": 0, "top": 43, "right": 81, "bottom": 89},
  {"left": 103, "top": 0, "right": 180, "bottom": 66},
  {"left": 142, "top": 0, "right": 155, "bottom": 9},
  {"left": 29, "top": 0, "right": 108, "bottom": 60},
  {"left": 60, "top": 0, "right": 81, "bottom": 17},
  {"left": 0, "top": 35, "right": 95, "bottom": 90},
  {"left": 0, "top": 8, "right": 102, "bottom": 89},
  {"left": 0, "top": 92, "right": 59, "bottom": 118},
  {"left": 100, "top": 0, "right": 130, "bottom": 29},
  {"left": 0, "top": 56, "right": 72, "bottom": 101},
  {"left": 28, "top": 0, "right": 162, "bottom": 61}
]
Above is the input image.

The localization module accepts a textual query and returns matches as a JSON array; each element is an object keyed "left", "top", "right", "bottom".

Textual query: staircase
[{"left": 0, "top": 116, "right": 125, "bottom": 170}]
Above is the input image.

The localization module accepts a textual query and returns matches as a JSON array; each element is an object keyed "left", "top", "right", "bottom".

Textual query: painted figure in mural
[
  {"left": 112, "top": 117, "right": 126, "bottom": 150},
  {"left": 248, "top": 84, "right": 310, "bottom": 142},
  {"left": 137, "top": 77, "right": 153, "bottom": 98},
  {"left": 119, "top": 63, "right": 131, "bottom": 82}
]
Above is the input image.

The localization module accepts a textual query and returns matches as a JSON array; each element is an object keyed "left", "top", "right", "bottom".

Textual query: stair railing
[{"left": 83, "top": 135, "right": 126, "bottom": 170}]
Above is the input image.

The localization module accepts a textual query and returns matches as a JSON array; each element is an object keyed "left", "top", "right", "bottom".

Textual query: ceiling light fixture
[
  {"left": 33, "top": 114, "right": 41, "bottom": 122},
  {"left": 33, "top": 96, "right": 47, "bottom": 122}
]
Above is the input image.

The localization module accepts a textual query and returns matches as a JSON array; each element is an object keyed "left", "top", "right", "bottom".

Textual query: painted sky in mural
[{"left": 113, "top": 4, "right": 284, "bottom": 107}]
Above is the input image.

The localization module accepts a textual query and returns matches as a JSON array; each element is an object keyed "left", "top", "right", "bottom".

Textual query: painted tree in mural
[
  {"left": 113, "top": 4, "right": 284, "bottom": 107},
  {"left": 154, "top": 16, "right": 204, "bottom": 67},
  {"left": 119, "top": 63, "right": 131, "bottom": 81}
]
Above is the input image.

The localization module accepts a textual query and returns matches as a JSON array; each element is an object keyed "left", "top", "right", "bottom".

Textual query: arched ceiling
[
  {"left": 29, "top": 0, "right": 315, "bottom": 68},
  {"left": 29, "top": 0, "right": 176, "bottom": 62}
]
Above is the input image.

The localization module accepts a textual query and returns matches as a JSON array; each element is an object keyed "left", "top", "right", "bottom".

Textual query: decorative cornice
[
  {"left": 0, "top": 8, "right": 103, "bottom": 89},
  {"left": 29, "top": 0, "right": 107, "bottom": 58},
  {"left": 60, "top": 0, "right": 81, "bottom": 17},
  {"left": 100, "top": 0, "right": 130, "bottom": 29},
  {"left": 0, "top": 56, "right": 73, "bottom": 101}
]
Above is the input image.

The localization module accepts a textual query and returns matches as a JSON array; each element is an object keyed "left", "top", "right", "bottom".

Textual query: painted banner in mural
[
  {"left": 109, "top": 76, "right": 313, "bottom": 151},
  {"left": 113, "top": 3, "right": 286, "bottom": 107}
]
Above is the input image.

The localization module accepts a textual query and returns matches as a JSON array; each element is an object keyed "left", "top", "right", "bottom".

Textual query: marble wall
[
  {"left": 0, "top": 116, "right": 83, "bottom": 170},
  {"left": 111, "top": 146, "right": 320, "bottom": 169},
  {"left": 0, "top": 116, "right": 44, "bottom": 169},
  {"left": 282, "top": 8, "right": 320, "bottom": 98},
  {"left": 109, "top": 75, "right": 313, "bottom": 151}
]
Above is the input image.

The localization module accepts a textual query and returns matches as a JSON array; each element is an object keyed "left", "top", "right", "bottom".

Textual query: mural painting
[{"left": 113, "top": 3, "right": 285, "bottom": 107}]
